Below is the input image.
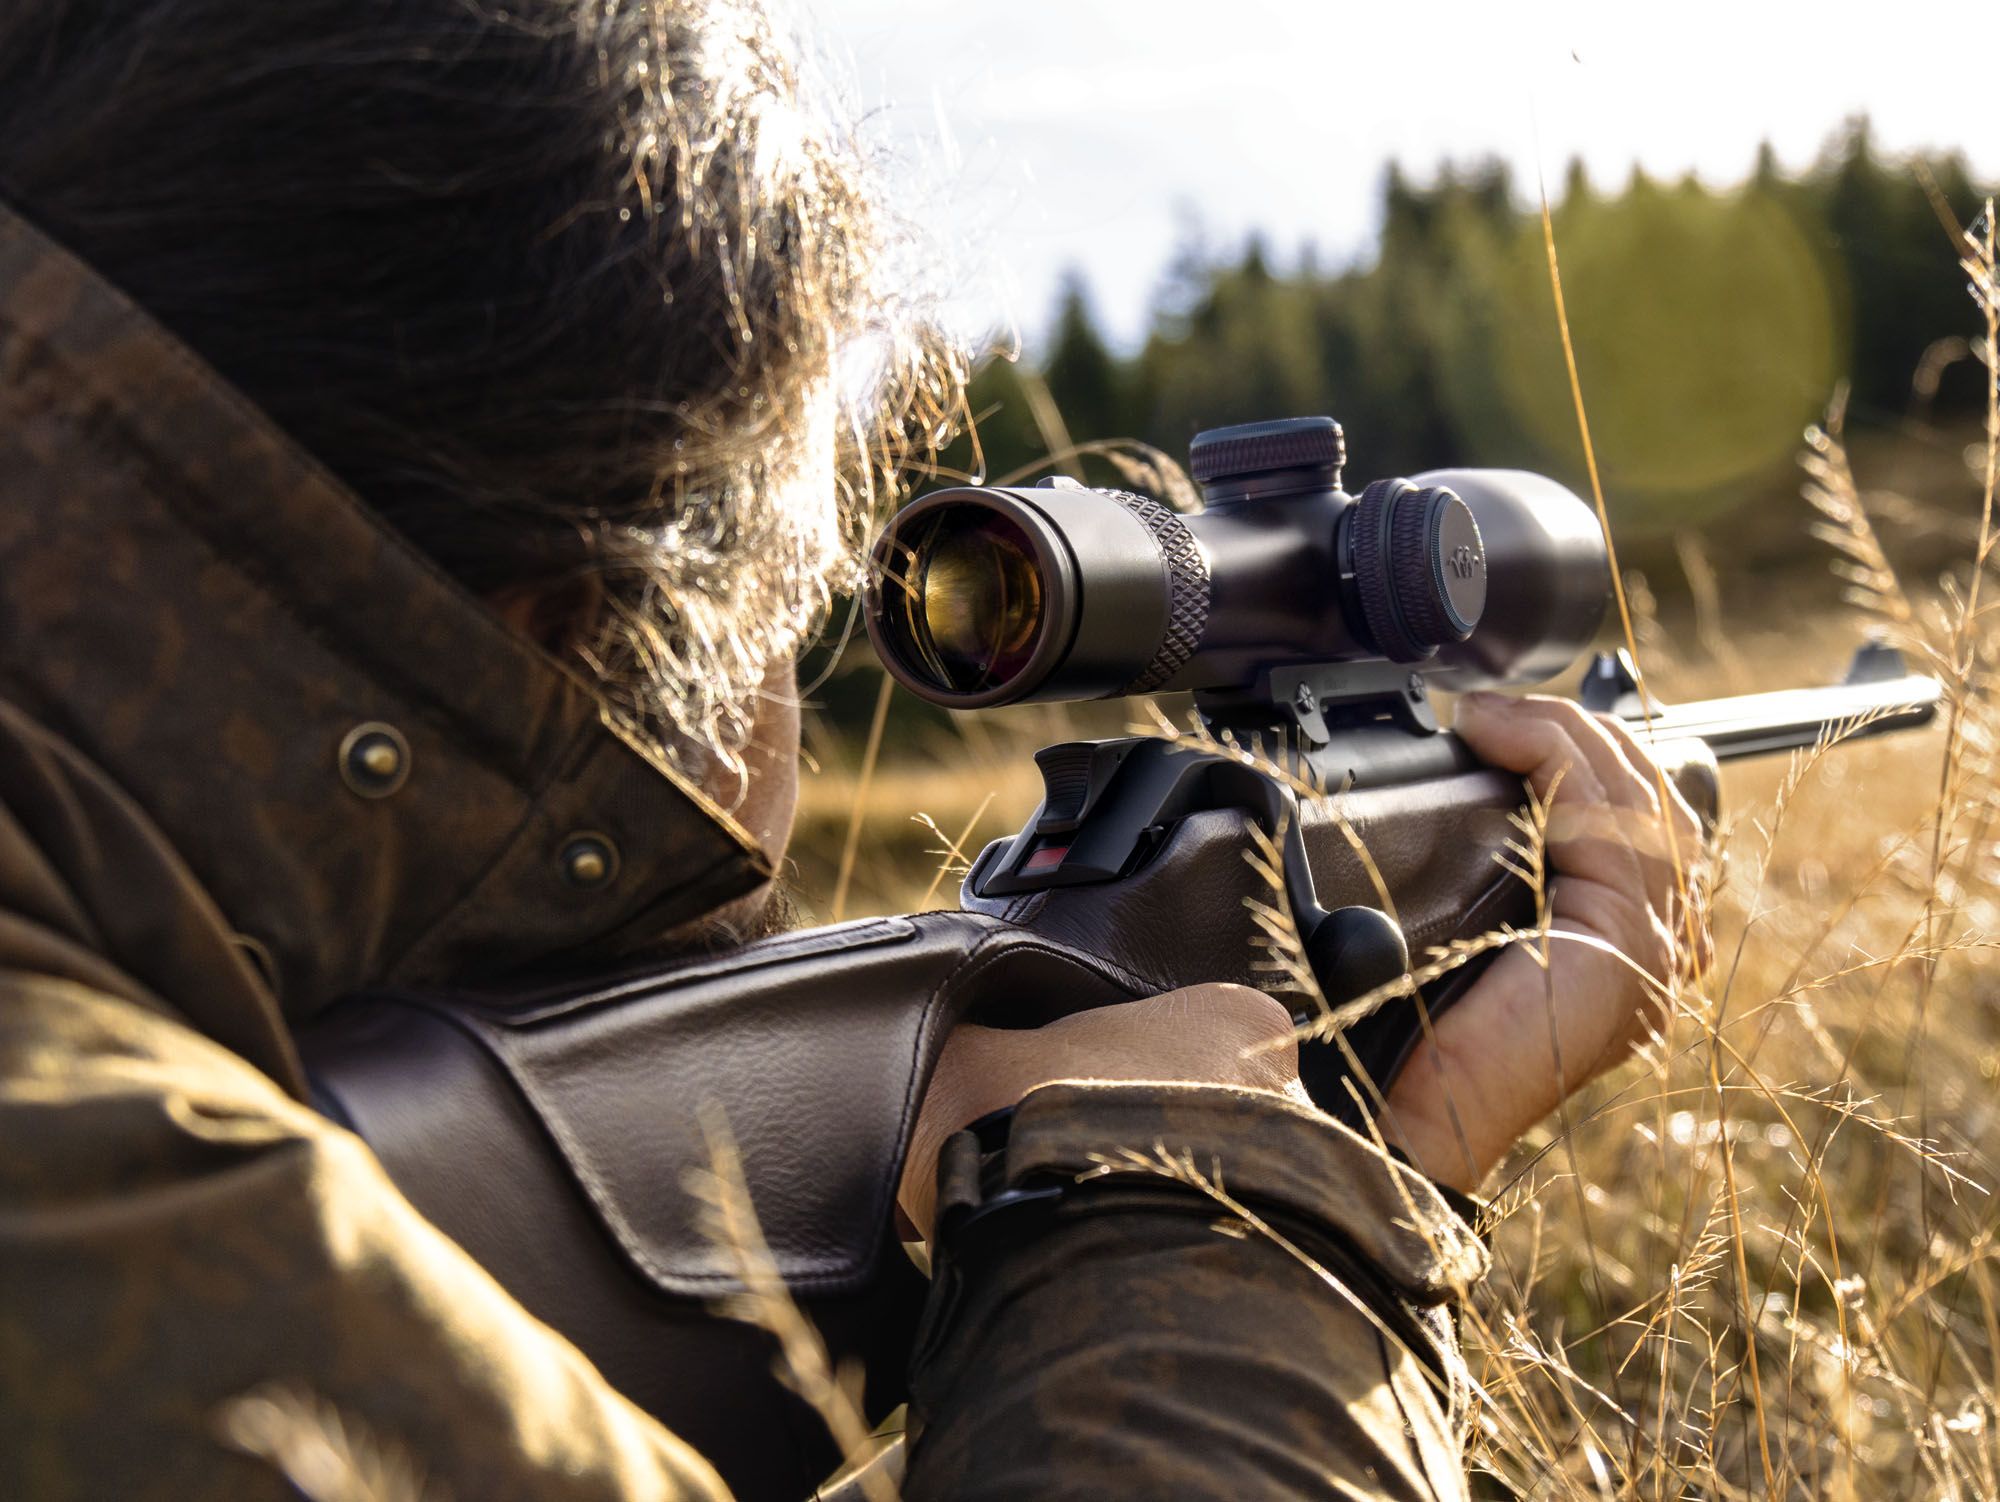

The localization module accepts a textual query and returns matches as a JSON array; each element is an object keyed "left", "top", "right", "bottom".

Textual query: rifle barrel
[{"left": 1620, "top": 673, "right": 1943, "bottom": 762}]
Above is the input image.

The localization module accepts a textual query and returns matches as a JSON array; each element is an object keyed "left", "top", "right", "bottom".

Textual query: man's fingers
[
  {"left": 1458, "top": 692, "right": 1707, "bottom": 867},
  {"left": 1453, "top": 694, "right": 1610, "bottom": 809},
  {"left": 1467, "top": 694, "right": 1661, "bottom": 812},
  {"left": 1587, "top": 713, "right": 1714, "bottom": 969},
  {"left": 1589, "top": 711, "right": 1707, "bottom": 850},
  {"left": 1458, "top": 692, "right": 1716, "bottom": 985},
  {"left": 1456, "top": 692, "right": 1698, "bottom": 897}
]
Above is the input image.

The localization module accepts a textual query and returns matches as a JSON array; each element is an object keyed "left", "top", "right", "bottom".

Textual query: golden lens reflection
[{"left": 916, "top": 513, "right": 1044, "bottom": 693}]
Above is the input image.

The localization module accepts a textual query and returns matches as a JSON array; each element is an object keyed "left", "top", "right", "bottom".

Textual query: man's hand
[
  {"left": 1382, "top": 692, "right": 1712, "bottom": 1192},
  {"left": 899, "top": 984, "right": 1306, "bottom": 1241}
]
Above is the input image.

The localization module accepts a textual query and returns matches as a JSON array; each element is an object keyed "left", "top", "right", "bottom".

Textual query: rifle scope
[{"left": 864, "top": 416, "right": 1611, "bottom": 710}]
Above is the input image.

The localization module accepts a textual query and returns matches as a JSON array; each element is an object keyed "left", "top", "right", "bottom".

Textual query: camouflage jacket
[{"left": 0, "top": 199, "right": 1487, "bottom": 1500}]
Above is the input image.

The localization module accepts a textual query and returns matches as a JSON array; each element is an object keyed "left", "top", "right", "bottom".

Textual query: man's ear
[{"left": 486, "top": 573, "right": 607, "bottom": 657}]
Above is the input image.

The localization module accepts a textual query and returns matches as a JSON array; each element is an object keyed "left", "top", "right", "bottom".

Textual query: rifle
[{"left": 300, "top": 416, "right": 1940, "bottom": 1501}]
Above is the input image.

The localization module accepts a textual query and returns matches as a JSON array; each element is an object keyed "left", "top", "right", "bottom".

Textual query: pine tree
[{"left": 1041, "top": 271, "right": 1124, "bottom": 456}]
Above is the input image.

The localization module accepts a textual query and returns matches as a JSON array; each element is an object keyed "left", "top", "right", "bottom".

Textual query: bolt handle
[{"left": 1297, "top": 904, "right": 1413, "bottom": 1108}]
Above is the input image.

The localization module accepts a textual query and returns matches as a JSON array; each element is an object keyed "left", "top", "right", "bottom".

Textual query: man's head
[{"left": 0, "top": 0, "right": 958, "bottom": 782}]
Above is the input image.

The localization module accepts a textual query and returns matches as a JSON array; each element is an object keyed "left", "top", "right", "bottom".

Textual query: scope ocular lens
[{"left": 882, "top": 507, "right": 1047, "bottom": 696}]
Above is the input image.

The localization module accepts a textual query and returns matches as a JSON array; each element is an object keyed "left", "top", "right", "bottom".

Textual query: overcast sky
[{"left": 810, "top": 0, "right": 1999, "bottom": 351}]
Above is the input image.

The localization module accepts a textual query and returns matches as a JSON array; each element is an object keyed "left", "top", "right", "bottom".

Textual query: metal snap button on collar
[
  {"left": 561, "top": 833, "right": 620, "bottom": 888},
  {"left": 339, "top": 723, "right": 411, "bottom": 798}
]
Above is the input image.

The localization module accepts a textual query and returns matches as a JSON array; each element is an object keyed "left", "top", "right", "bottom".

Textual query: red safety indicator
[{"left": 1021, "top": 844, "right": 1069, "bottom": 874}]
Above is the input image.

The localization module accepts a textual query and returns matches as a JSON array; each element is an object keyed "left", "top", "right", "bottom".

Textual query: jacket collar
[{"left": 0, "top": 201, "right": 771, "bottom": 1025}]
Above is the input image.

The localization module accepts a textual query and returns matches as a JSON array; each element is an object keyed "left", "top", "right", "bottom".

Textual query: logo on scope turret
[{"left": 1447, "top": 544, "right": 1482, "bottom": 579}]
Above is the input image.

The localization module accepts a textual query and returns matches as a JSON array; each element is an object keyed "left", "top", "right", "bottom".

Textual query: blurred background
[{"left": 795, "top": 0, "right": 1999, "bottom": 915}]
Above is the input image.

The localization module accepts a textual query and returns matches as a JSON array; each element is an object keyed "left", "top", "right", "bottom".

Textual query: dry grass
[
  {"left": 775, "top": 205, "right": 2000, "bottom": 1496},
  {"left": 690, "top": 1110, "right": 899, "bottom": 1502}
]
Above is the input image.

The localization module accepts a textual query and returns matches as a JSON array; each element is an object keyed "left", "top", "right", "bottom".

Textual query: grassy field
[{"left": 783, "top": 231, "right": 2000, "bottom": 1496}]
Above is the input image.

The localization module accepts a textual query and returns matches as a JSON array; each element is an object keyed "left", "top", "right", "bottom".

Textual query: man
[{"left": 0, "top": 1, "right": 1704, "bottom": 1497}]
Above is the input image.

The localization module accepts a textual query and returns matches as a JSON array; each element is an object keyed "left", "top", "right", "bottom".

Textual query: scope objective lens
[{"left": 883, "top": 508, "right": 1047, "bottom": 696}]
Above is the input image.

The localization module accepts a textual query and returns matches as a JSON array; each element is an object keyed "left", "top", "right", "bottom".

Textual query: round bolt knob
[
  {"left": 1302, "top": 905, "right": 1409, "bottom": 1010},
  {"left": 1350, "top": 480, "right": 1487, "bottom": 662},
  {"left": 1188, "top": 416, "right": 1345, "bottom": 489}
]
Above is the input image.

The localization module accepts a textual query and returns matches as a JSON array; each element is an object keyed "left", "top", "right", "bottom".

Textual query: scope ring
[{"left": 1103, "top": 489, "right": 1211, "bottom": 694}]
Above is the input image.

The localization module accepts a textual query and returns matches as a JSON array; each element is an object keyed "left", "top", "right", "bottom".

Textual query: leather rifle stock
[{"left": 301, "top": 737, "right": 1715, "bottom": 1499}]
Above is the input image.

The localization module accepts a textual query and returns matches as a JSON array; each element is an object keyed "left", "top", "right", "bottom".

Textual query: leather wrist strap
[{"left": 933, "top": 1108, "right": 1069, "bottom": 1260}]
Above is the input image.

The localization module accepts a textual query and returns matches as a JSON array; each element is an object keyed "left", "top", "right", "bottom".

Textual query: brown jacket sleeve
[
  {"left": 904, "top": 1081, "right": 1488, "bottom": 1502},
  {"left": 0, "top": 976, "right": 734, "bottom": 1501}
]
